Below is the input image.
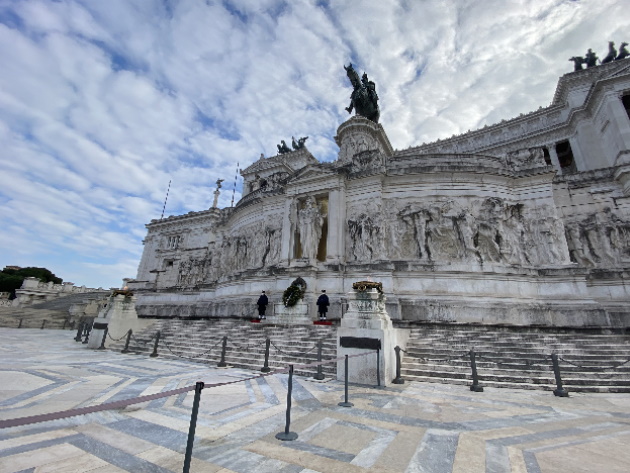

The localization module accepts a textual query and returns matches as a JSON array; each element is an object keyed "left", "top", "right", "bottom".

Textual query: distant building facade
[{"left": 129, "top": 61, "right": 630, "bottom": 327}]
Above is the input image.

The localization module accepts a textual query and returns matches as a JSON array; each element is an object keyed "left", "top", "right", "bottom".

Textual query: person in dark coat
[
  {"left": 257, "top": 291, "right": 269, "bottom": 319},
  {"left": 317, "top": 290, "right": 330, "bottom": 320}
]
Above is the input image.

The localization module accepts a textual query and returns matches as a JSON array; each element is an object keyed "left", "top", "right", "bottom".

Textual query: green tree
[{"left": 0, "top": 267, "right": 63, "bottom": 299}]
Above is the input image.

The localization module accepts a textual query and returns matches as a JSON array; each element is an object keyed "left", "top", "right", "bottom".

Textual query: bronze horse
[{"left": 344, "top": 63, "right": 380, "bottom": 123}]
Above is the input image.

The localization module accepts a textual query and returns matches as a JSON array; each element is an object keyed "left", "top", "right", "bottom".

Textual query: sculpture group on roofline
[
  {"left": 277, "top": 136, "right": 308, "bottom": 154},
  {"left": 569, "top": 40, "right": 629, "bottom": 71}
]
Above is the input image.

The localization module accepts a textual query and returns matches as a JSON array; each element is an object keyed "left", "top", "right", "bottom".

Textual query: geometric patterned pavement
[{"left": 0, "top": 330, "right": 629, "bottom": 472}]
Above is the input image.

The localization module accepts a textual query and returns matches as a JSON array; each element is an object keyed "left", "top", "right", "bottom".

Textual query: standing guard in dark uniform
[
  {"left": 257, "top": 291, "right": 269, "bottom": 320},
  {"left": 317, "top": 290, "right": 330, "bottom": 320}
]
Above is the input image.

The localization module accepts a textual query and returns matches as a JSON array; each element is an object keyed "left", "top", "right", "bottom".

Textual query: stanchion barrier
[
  {"left": 217, "top": 336, "right": 228, "bottom": 367},
  {"left": 121, "top": 329, "right": 132, "bottom": 353},
  {"left": 40, "top": 320, "right": 47, "bottom": 330},
  {"left": 469, "top": 348, "right": 484, "bottom": 392},
  {"left": 376, "top": 348, "right": 381, "bottom": 387},
  {"left": 275, "top": 365, "right": 298, "bottom": 441},
  {"left": 0, "top": 367, "right": 289, "bottom": 431},
  {"left": 149, "top": 331, "right": 161, "bottom": 358},
  {"left": 314, "top": 340, "right": 325, "bottom": 380},
  {"left": 261, "top": 338, "right": 271, "bottom": 373},
  {"left": 182, "top": 382, "right": 204, "bottom": 473},
  {"left": 62, "top": 320, "right": 67, "bottom": 330},
  {"left": 393, "top": 346, "right": 404, "bottom": 384},
  {"left": 338, "top": 354, "right": 354, "bottom": 407},
  {"left": 98, "top": 326, "right": 108, "bottom": 350},
  {"left": 82, "top": 328, "right": 90, "bottom": 344},
  {"left": 551, "top": 353, "right": 569, "bottom": 397},
  {"left": 18, "top": 318, "right": 23, "bottom": 329},
  {"left": 74, "top": 323, "right": 83, "bottom": 342}
]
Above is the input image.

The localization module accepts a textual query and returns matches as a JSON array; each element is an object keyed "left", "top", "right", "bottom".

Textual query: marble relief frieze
[
  {"left": 564, "top": 208, "right": 630, "bottom": 267},
  {"left": 347, "top": 197, "right": 570, "bottom": 266}
]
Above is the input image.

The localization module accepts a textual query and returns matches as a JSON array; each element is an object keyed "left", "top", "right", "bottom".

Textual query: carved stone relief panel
[
  {"left": 175, "top": 216, "right": 284, "bottom": 286},
  {"left": 380, "top": 197, "right": 569, "bottom": 266},
  {"left": 505, "top": 147, "right": 548, "bottom": 171},
  {"left": 564, "top": 208, "right": 630, "bottom": 266},
  {"left": 346, "top": 200, "right": 386, "bottom": 262}
]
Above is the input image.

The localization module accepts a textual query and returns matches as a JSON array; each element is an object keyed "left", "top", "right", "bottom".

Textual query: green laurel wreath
[{"left": 282, "top": 284, "right": 304, "bottom": 307}]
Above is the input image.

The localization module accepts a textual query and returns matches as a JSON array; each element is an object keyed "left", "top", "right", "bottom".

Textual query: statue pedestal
[
  {"left": 337, "top": 288, "right": 395, "bottom": 386},
  {"left": 273, "top": 302, "right": 311, "bottom": 325}
]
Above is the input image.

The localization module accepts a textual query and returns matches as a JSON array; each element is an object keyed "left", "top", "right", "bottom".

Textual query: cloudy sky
[{"left": 0, "top": 0, "right": 627, "bottom": 288}]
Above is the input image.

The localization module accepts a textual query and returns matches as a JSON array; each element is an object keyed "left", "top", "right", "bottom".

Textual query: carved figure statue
[
  {"left": 291, "top": 136, "right": 308, "bottom": 149},
  {"left": 602, "top": 41, "right": 617, "bottom": 64},
  {"left": 584, "top": 49, "right": 598, "bottom": 68},
  {"left": 616, "top": 42, "right": 629, "bottom": 60},
  {"left": 277, "top": 140, "right": 291, "bottom": 154},
  {"left": 569, "top": 56, "right": 585, "bottom": 71},
  {"left": 298, "top": 196, "right": 324, "bottom": 261},
  {"left": 215, "top": 178, "right": 224, "bottom": 189},
  {"left": 344, "top": 63, "right": 380, "bottom": 123}
]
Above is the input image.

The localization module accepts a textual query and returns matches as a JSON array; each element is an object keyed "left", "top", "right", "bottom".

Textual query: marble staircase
[
  {"left": 0, "top": 291, "right": 107, "bottom": 330},
  {"left": 400, "top": 324, "right": 630, "bottom": 393},
  {"left": 0, "top": 306, "right": 73, "bottom": 329},
  {"left": 109, "top": 318, "right": 339, "bottom": 378}
]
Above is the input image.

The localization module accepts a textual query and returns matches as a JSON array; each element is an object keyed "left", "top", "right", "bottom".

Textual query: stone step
[{"left": 399, "top": 374, "right": 630, "bottom": 393}]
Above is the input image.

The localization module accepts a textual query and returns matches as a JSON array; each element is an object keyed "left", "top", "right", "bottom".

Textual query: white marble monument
[{"left": 126, "top": 61, "right": 630, "bottom": 329}]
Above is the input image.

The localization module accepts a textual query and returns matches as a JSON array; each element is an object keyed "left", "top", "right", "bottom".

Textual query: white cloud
[{"left": 0, "top": 0, "right": 627, "bottom": 287}]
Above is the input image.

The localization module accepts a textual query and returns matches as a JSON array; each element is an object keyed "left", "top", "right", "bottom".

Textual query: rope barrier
[
  {"left": 558, "top": 356, "right": 630, "bottom": 372},
  {"left": 107, "top": 330, "right": 131, "bottom": 343},
  {"left": 130, "top": 332, "right": 156, "bottom": 345},
  {"left": 475, "top": 353, "right": 550, "bottom": 371},
  {"left": 411, "top": 352, "right": 470, "bottom": 363},
  {"left": 161, "top": 337, "right": 223, "bottom": 360},
  {"left": 0, "top": 351, "right": 371, "bottom": 430},
  {"left": 270, "top": 340, "right": 320, "bottom": 357},
  {"left": 226, "top": 339, "right": 260, "bottom": 352}
]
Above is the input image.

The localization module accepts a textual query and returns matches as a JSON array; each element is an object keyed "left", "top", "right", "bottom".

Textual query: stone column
[
  {"left": 326, "top": 189, "right": 345, "bottom": 263},
  {"left": 568, "top": 136, "right": 586, "bottom": 171},
  {"left": 337, "top": 286, "right": 396, "bottom": 386},
  {"left": 548, "top": 145, "right": 562, "bottom": 175},
  {"left": 279, "top": 199, "right": 294, "bottom": 264}
]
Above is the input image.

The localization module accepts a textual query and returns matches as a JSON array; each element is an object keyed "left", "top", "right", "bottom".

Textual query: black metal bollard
[
  {"left": 182, "top": 382, "right": 204, "bottom": 473},
  {"left": 82, "top": 323, "right": 91, "bottom": 344},
  {"left": 469, "top": 348, "right": 484, "bottom": 392},
  {"left": 18, "top": 318, "right": 23, "bottom": 329},
  {"left": 313, "top": 340, "right": 325, "bottom": 380},
  {"left": 62, "top": 319, "right": 67, "bottom": 330},
  {"left": 376, "top": 349, "right": 381, "bottom": 387},
  {"left": 74, "top": 322, "right": 83, "bottom": 342},
  {"left": 149, "top": 331, "right": 160, "bottom": 357},
  {"left": 551, "top": 353, "right": 569, "bottom": 397},
  {"left": 217, "top": 336, "right": 228, "bottom": 367},
  {"left": 98, "top": 326, "right": 108, "bottom": 350},
  {"left": 393, "top": 346, "right": 405, "bottom": 384},
  {"left": 40, "top": 320, "right": 46, "bottom": 329},
  {"left": 261, "top": 338, "right": 271, "bottom": 373},
  {"left": 275, "top": 365, "right": 298, "bottom": 441},
  {"left": 338, "top": 354, "right": 354, "bottom": 407},
  {"left": 121, "top": 329, "right": 132, "bottom": 353}
]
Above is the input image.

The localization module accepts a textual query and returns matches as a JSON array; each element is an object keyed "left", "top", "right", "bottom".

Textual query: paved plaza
[{"left": 0, "top": 329, "right": 629, "bottom": 472}]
